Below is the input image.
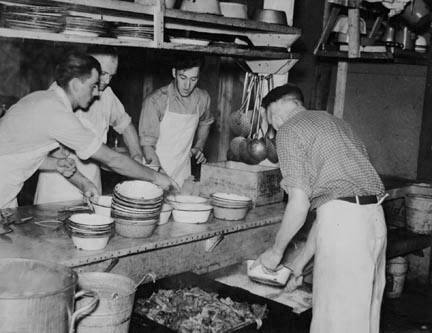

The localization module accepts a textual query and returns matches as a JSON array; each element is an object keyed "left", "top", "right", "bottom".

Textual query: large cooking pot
[{"left": 0, "top": 258, "right": 98, "bottom": 333}]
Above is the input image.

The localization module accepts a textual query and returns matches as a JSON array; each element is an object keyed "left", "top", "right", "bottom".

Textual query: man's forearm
[
  {"left": 122, "top": 123, "right": 143, "bottom": 161},
  {"left": 38, "top": 157, "right": 58, "bottom": 171},
  {"left": 66, "top": 170, "right": 98, "bottom": 194},
  {"left": 273, "top": 189, "right": 310, "bottom": 255},
  {"left": 193, "top": 125, "right": 210, "bottom": 151}
]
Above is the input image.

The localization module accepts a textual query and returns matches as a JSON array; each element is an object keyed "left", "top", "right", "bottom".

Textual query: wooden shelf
[
  {"left": 0, "top": 0, "right": 301, "bottom": 60},
  {"left": 316, "top": 49, "right": 428, "bottom": 65}
]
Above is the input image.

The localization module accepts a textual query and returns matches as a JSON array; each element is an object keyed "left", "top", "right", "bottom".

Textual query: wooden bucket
[{"left": 405, "top": 194, "right": 432, "bottom": 234}]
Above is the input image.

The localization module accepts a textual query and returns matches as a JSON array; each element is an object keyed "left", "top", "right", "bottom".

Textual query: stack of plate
[
  {"left": 65, "top": 213, "right": 114, "bottom": 251},
  {"left": 2, "top": 3, "right": 65, "bottom": 33},
  {"left": 211, "top": 192, "right": 252, "bottom": 220},
  {"left": 63, "top": 15, "right": 107, "bottom": 36},
  {"left": 112, "top": 23, "right": 153, "bottom": 41},
  {"left": 112, "top": 180, "right": 163, "bottom": 238}
]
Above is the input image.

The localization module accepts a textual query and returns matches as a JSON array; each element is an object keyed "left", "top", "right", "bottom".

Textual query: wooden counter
[{"left": 0, "top": 201, "right": 284, "bottom": 282}]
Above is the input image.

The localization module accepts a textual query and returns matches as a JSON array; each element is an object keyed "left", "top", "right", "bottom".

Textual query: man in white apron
[
  {"left": 34, "top": 47, "right": 144, "bottom": 204},
  {"left": 0, "top": 51, "right": 178, "bottom": 209},
  {"left": 138, "top": 55, "right": 214, "bottom": 187},
  {"left": 253, "top": 84, "right": 387, "bottom": 333}
]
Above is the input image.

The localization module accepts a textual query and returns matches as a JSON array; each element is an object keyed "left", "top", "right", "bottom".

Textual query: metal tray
[{"left": 130, "top": 271, "right": 302, "bottom": 333}]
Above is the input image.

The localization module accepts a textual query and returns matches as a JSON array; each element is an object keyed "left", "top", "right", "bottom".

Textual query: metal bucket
[
  {"left": 76, "top": 272, "right": 136, "bottom": 333},
  {"left": 0, "top": 258, "right": 98, "bottom": 333}
]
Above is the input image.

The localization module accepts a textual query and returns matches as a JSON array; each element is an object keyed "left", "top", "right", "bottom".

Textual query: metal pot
[
  {"left": 0, "top": 258, "right": 98, "bottom": 333},
  {"left": 400, "top": 0, "right": 431, "bottom": 32},
  {"left": 395, "top": 26, "right": 416, "bottom": 50}
]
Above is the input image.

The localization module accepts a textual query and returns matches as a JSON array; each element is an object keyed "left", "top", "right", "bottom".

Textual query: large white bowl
[
  {"left": 172, "top": 204, "right": 213, "bottom": 224},
  {"left": 213, "top": 205, "right": 249, "bottom": 220},
  {"left": 71, "top": 235, "right": 110, "bottom": 251},
  {"left": 115, "top": 180, "right": 163, "bottom": 200},
  {"left": 91, "top": 196, "right": 112, "bottom": 217},
  {"left": 69, "top": 213, "right": 114, "bottom": 227},
  {"left": 220, "top": 2, "right": 248, "bottom": 19},
  {"left": 167, "top": 195, "right": 209, "bottom": 210}
]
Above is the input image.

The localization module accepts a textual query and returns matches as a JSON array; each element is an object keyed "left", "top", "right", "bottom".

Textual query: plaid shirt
[{"left": 276, "top": 107, "right": 384, "bottom": 209}]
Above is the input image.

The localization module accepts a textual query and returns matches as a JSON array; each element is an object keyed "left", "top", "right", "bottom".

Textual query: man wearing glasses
[{"left": 34, "top": 46, "right": 144, "bottom": 204}]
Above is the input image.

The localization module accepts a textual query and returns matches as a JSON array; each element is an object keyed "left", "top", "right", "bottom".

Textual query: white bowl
[
  {"left": 213, "top": 205, "right": 249, "bottom": 220},
  {"left": 212, "top": 192, "right": 252, "bottom": 202},
  {"left": 69, "top": 213, "right": 114, "bottom": 227},
  {"left": 91, "top": 196, "right": 112, "bottom": 217},
  {"left": 159, "top": 204, "right": 173, "bottom": 225},
  {"left": 71, "top": 235, "right": 110, "bottom": 251},
  {"left": 220, "top": 2, "right": 248, "bottom": 19},
  {"left": 167, "top": 194, "right": 208, "bottom": 204},
  {"left": 115, "top": 180, "right": 163, "bottom": 200},
  {"left": 172, "top": 204, "right": 213, "bottom": 224}
]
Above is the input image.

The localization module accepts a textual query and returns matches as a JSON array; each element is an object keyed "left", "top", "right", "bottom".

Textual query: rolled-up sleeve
[
  {"left": 198, "top": 91, "right": 214, "bottom": 126},
  {"left": 276, "top": 129, "right": 312, "bottom": 198},
  {"left": 139, "top": 93, "right": 164, "bottom": 147},
  {"left": 48, "top": 112, "right": 102, "bottom": 160},
  {"left": 108, "top": 90, "right": 131, "bottom": 134}
]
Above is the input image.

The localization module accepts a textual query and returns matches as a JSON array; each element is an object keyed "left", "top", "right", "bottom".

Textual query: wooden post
[
  {"left": 417, "top": 28, "right": 432, "bottom": 180},
  {"left": 334, "top": 61, "right": 348, "bottom": 118},
  {"left": 153, "top": 0, "right": 165, "bottom": 47},
  {"left": 347, "top": 7, "right": 360, "bottom": 58}
]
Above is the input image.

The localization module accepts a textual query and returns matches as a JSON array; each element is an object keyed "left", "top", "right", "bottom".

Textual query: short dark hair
[
  {"left": 55, "top": 51, "right": 101, "bottom": 89},
  {"left": 262, "top": 83, "right": 304, "bottom": 109},
  {"left": 86, "top": 45, "right": 119, "bottom": 57},
  {"left": 173, "top": 54, "right": 205, "bottom": 71}
]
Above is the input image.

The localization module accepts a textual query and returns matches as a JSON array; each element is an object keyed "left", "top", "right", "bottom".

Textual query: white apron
[
  {"left": 0, "top": 143, "right": 58, "bottom": 208},
  {"left": 155, "top": 100, "right": 199, "bottom": 188},
  {"left": 311, "top": 199, "right": 387, "bottom": 333},
  {"left": 34, "top": 118, "right": 101, "bottom": 204}
]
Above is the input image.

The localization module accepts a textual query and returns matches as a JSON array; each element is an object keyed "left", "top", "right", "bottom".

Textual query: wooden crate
[{"left": 200, "top": 161, "right": 284, "bottom": 206}]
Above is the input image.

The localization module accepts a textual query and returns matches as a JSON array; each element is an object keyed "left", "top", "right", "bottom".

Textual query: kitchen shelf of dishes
[
  {"left": 0, "top": 1, "right": 299, "bottom": 58},
  {"left": 66, "top": 180, "right": 253, "bottom": 251}
]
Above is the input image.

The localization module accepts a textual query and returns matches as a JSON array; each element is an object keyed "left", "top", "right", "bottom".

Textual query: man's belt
[{"left": 338, "top": 195, "right": 379, "bottom": 205}]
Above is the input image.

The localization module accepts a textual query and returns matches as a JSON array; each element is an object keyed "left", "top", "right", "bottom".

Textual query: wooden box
[{"left": 200, "top": 161, "right": 284, "bottom": 206}]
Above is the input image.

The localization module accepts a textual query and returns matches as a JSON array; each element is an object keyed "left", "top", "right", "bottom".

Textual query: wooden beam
[
  {"left": 153, "top": 0, "right": 165, "bottom": 47},
  {"left": 333, "top": 61, "right": 348, "bottom": 118},
  {"left": 416, "top": 31, "right": 432, "bottom": 180}
]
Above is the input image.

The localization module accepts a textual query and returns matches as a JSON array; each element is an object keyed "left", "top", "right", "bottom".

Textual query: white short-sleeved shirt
[
  {"left": 0, "top": 84, "right": 102, "bottom": 159},
  {"left": 74, "top": 85, "right": 131, "bottom": 142}
]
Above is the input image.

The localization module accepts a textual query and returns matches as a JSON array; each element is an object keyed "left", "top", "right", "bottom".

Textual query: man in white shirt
[
  {"left": 0, "top": 51, "right": 177, "bottom": 209},
  {"left": 35, "top": 46, "right": 144, "bottom": 204}
]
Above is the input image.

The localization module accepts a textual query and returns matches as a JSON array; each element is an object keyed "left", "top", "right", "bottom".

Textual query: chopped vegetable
[{"left": 135, "top": 287, "right": 267, "bottom": 332}]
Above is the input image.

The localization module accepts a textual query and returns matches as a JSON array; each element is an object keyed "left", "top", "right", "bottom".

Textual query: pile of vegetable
[{"left": 135, "top": 287, "right": 267, "bottom": 332}]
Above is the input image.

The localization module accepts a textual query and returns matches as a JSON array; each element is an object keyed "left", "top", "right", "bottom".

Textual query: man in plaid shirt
[{"left": 254, "top": 84, "right": 387, "bottom": 333}]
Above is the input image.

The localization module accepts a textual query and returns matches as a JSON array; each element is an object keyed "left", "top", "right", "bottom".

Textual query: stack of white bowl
[
  {"left": 166, "top": 195, "right": 213, "bottom": 224},
  {"left": 112, "top": 180, "right": 163, "bottom": 238},
  {"left": 66, "top": 213, "right": 114, "bottom": 251},
  {"left": 211, "top": 192, "right": 252, "bottom": 220}
]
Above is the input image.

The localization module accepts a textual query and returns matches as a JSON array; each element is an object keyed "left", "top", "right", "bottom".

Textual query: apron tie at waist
[{"left": 338, "top": 195, "right": 379, "bottom": 205}]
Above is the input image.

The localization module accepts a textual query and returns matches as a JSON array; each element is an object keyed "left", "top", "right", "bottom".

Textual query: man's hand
[
  {"left": 56, "top": 158, "right": 76, "bottom": 178},
  {"left": 252, "top": 247, "right": 283, "bottom": 271},
  {"left": 190, "top": 147, "right": 206, "bottom": 164},
  {"left": 285, "top": 273, "right": 303, "bottom": 293},
  {"left": 81, "top": 180, "right": 100, "bottom": 201},
  {"left": 154, "top": 172, "right": 180, "bottom": 193}
]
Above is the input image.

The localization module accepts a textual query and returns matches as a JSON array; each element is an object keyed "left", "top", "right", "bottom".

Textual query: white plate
[{"left": 169, "top": 37, "right": 210, "bottom": 46}]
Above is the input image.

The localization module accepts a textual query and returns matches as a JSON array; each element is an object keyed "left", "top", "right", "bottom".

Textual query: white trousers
[{"left": 311, "top": 199, "right": 387, "bottom": 333}]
